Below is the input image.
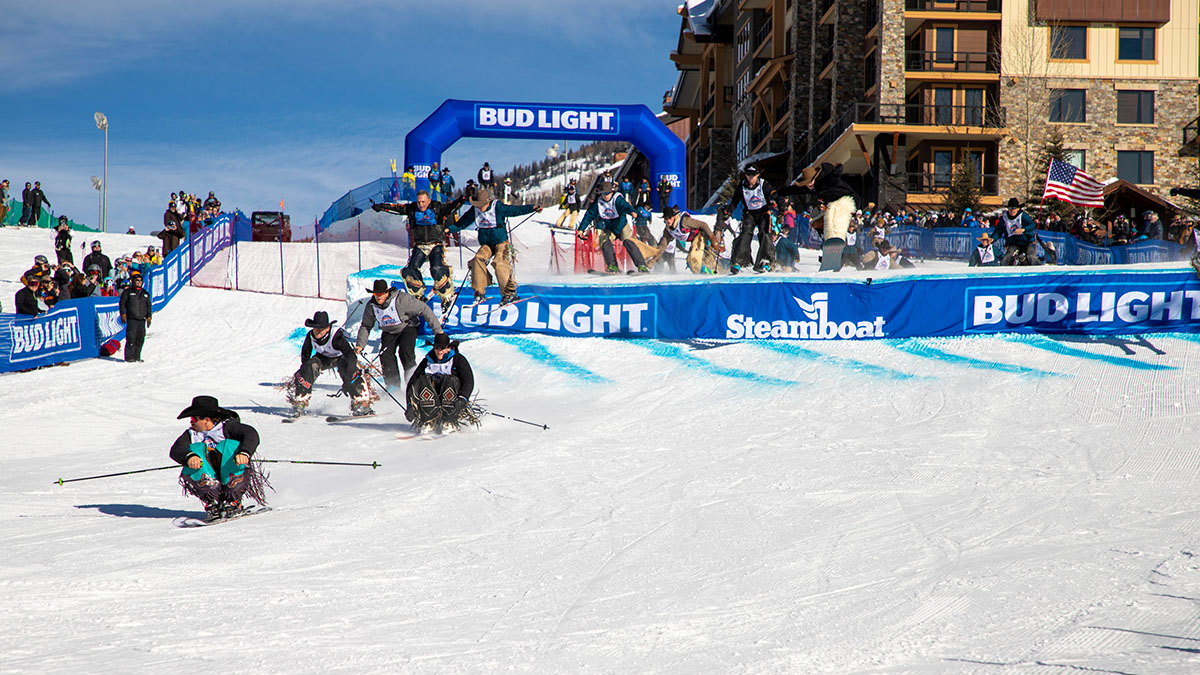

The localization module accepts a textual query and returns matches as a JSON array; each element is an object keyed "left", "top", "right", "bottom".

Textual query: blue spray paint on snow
[
  {"left": 892, "top": 339, "right": 1063, "bottom": 378},
  {"left": 752, "top": 341, "right": 927, "bottom": 381},
  {"left": 631, "top": 340, "right": 799, "bottom": 387},
  {"left": 495, "top": 335, "right": 611, "bottom": 384},
  {"left": 1004, "top": 334, "right": 1176, "bottom": 372}
]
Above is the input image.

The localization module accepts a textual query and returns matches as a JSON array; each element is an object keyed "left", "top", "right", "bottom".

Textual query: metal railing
[
  {"left": 1185, "top": 115, "right": 1200, "bottom": 146},
  {"left": 905, "top": 50, "right": 1000, "bottom": 73},
  {"left": 775, "top": 99, "right": 790, "bottom": 126},
  {"left": 905, "top": 0, "right": 1001, "bottom": 11},
  {"left": 819, "top": 0, "right": 835, "bottom": 17},
  {"left": 907, "top": 171, "right": 999, "bottom": 195},
  {"left": 819, "top": 46, "right": 834, "bottom": 73},
  {"left": 755, "top": 20, "right": 772, "bottom": 49}
]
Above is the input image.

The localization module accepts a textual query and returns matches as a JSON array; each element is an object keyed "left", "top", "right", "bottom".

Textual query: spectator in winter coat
[
  {"left": 27, "top": 181, "right": 50, "bottom": 227},
  {"left": 82, "top": 241, "right": 113, "bottom": 279},
  {"left": 146, "top": 246, "right": 163, "bottom": 265},
  {"left": 428, "top": 162, "right": 442, "bottom": 201},
  {"left": 19, "top": 182, "right": 32, "bottom": 226},
  {"left": 441, "top": 168, "right": 456, "bottom": 199},
  {"left": 657, "top": 176, "right": 674, "bottom": 210},
  {"left": 119, "top": 271, "right": 153, "bottom": 362},
  {"left": 401, "top": 166, "right": 416, "bottom": 201},
  {"left": 204, "top": 191, "right": 221, "bottom": 212},
  {"left": 159, "top": 207, "right": 185, "bottom": 255},
  {"left": 15, "top": 275, "right": 45, "bottom": 316},
  {"left": 0, "top": 179, "right": 9, "bottom": 223},
  {"left": 1143, "top": 211, "right": 1163, "bottom": 241},
  {"left": 54, "top": 261, "right": 75, "bottom": 294}
]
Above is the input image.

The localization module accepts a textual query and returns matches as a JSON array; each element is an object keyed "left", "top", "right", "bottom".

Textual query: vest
[
  {"left": 311, "top": 330, "right": 342, "bottom": 358},
  {"left": 597, "top": 196, "right": 619, "bottom": 220},
  {"left": 426, "top": 350, "right": 455, "bottom": 377},
  {"left": 373, "top": 297, "right": 403, "bottom": 328},
  {"left": 667, "top": 212, "right": 695, "bottom": 243},
  {"left": 742, "top": 181, "right": 767, "bottom": 211},
  {"left": 481, "top": 169, "right": 492, "bottom": 181},
  {"left": 566, "top": 189, "right": 578, "bottom": 205},
  {"left": 413, "top": 207, "right": 438, "bottom": 226},
  {"left": 846, "top": 231, "right": 857, "bottom": 246},
  {"left": 475, "top": 201, "right": 499, "bottom": 229},
  {"left": 1001, "top": 212, "right": 1024, "bottom": 237},
  {"left": 977, "top": 244, "right": 995, "bottom": 264},
  {"left": 875, "top": 253, "right": 892, "bottom": 270}
]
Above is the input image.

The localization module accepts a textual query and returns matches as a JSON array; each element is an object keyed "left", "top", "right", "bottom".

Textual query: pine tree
[{"left": 943, "top": 155, "right": 981, "bottom": 217}]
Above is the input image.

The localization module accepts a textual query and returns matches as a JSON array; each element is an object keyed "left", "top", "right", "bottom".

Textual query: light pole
[
  {"left": 94, "top": 112, "right": 108, "bottom": 232},
  {"left": 90, "top": 176, "right": 102, "bottom": 228}
]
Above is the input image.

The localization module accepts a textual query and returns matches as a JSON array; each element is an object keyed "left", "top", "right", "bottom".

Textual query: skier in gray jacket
[{"left": 356, "top": 279, "right": 445, "bottom": 388}]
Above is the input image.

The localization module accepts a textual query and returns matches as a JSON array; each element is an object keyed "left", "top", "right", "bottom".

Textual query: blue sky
[{"left": 0, "top": 1, "right": 683, "bottom": 232}]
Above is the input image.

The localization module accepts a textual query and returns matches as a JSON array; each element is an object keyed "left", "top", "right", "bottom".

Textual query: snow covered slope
[{"left": 4, "top": 225, "right": 1200, "bottom": 673}]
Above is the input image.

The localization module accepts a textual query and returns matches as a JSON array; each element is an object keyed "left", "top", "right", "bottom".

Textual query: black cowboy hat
[
  {"left": 1006, "top": 197, "right": 1023, "bottom": 209},
  {"left": 366, "top": 279, "right": 391, "bottom": 294},
  {"left": 304, "top": 310, "right": 336, "bottom": 329},
  {"left": 744, "top": 164, "right": 760, "bottom": 175},
  {"left": 177, "top": 395, "right": 238, "bottom": 420},
  {"left": 662, "top": 205, "right": 679, "bottom": 220},
  {"left": 432, "top": 332, "right": 451, "bottom": 349}
]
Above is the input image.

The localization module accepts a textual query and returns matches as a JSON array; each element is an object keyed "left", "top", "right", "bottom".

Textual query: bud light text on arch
[{"left": 474, "top": 104, "right": 621, "bottom": 137}]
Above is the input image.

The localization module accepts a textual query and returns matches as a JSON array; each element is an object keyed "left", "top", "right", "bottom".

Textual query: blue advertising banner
[
  {"left": 353, "top": 266, "right": 1200, "bottom": 341},
  {"left": 0, "top": 213, "right": 235, "bottom": 372}
]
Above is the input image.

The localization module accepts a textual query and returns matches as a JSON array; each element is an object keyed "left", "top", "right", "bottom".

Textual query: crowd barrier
[
  {"left": 785, "top": 219, "right": 1196, "bottom": 265},
  {"left": 0, "top": 213, "right": 237, "bottom": 372},
  {"left": 349, "top": 265, "right": 1200, "bottom": 341}
]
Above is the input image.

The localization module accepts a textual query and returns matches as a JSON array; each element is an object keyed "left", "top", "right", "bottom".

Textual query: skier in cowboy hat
[{"left": 285, "top": 310, "right": 376, "bottom": 417}]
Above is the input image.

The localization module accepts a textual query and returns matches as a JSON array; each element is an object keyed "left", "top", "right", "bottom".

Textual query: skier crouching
[
  {"left": 406, "top": 333, "right": 475, "bottom": 432},
  {"left": 170, "top": 396, "right": 270, "bottom": 520},
  {"left": 286, "top": 311, "right": 376, "bottom": 417}
]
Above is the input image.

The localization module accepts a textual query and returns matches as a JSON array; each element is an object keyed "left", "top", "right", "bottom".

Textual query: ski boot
[
  {"left": 351, "top": 402, "right": 374, "bottom": 417},
  {"left": 285, "top": 381, "right": 311, "bottom": 418},
  {"left": 474, "top": 292, "right": 487, "bottom": 304},
  {"left": 637, "top": 265, "right": 649, "bottom": 274},
  {"left": 500, "top": 293, "right": 519, "bottom": 305},
  {"left": 606, "top": 264, "right": 619, "bottom": 274},
  {"left": 203, "top": 501, "right": 223, "bottom": 521},
  {"left": 219, "top": 497, "right": 244, "bottom": 519},
  {"left": 729, "top": 264, "right": 741, "bottom": 275}
]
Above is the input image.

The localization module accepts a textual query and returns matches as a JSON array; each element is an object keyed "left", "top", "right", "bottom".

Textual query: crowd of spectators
[
  {"left": 159, "top": 189, "right": 221, "bottom": 254},
  {"left": 1, "top": 178, "right": 52, "bottom": 227}
]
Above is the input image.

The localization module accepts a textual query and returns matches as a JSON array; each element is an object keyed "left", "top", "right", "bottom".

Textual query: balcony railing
[
  {"left": 755, "top": 20, "right": 772, "bottom": 49},
  {"left": 908, "top": 172, "right": 999, "bottom": 195},
  {"left": 905, "top": 0, "right": 1001, "bottom": 11},
  {"left": 819, "top": 46, "right": 834, "bottom": 73},
  {"left": 819, "top": 0, "right": 835, "bottom": 17},
  {"left": 1185, "top": 115, "right": 1200, "bottom": 146},
  {"left": 906, "top": 50, "right": 999, "bottom": 73},
  {"left": 775, "top": 100, "right": 789, "bottom": 125},
  {"left": 797, "top": 102, "right": 1006, "bottom": 169},
  {"left": 866, "top": 1, "right": 880, "bottom": 29},
  {"left": 705, "top": 93, "right": 716, "bottom": 116}
]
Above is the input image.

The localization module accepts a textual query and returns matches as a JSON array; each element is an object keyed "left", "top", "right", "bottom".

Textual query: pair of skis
[
  {"left": 587, "top": 268, "right": 649, "bottom": 277},
  {"left": 174, "top": 505, "right": 272, "bottom": 528}
]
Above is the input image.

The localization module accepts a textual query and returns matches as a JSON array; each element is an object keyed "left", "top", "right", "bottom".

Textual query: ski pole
[
  {"left": 484, "top": 410, "right": 549, "bottom": 430},
  {"left": 506, "top": 210, "right": 540, "bottom": 235},
  {"left": 54, "top": 465, "right": 177, "bottom": 485},
  {"left": 357, "top": 354, "right": 408, "bottom": 413},
  {"left": 254, "top": 459, "right": 381, "bottom": 469}
]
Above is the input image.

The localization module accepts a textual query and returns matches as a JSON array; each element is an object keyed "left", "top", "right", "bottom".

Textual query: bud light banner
[
  {"left": 406, "top": 99, "right": 687, "bottom": 209},
  {"left": 352, "top": 266, "right": 1200, "bottom": 341},
  {"left": 0, "top": 304, "right": 90, "bottom": 369}
]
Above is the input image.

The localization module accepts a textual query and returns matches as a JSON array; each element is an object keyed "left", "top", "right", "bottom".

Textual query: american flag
[{"left": 1042, "top": 158, "right": 1105, "bottom": 208}]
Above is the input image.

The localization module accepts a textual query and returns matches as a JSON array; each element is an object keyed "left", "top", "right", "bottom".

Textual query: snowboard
[{"left": 174, "top": 505, "right": 272, "bottom": 528}]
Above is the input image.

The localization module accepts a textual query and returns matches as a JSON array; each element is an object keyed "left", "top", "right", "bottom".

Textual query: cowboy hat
[
  {"left": 366, "top": 279, "right": 392, "bottom": 295},
  {"left": 469, "top": 188, "right": 493, "bottom": 211},
  {"left": 977, "top": 231, "right": 993, "bottom": 242},
  {"left": 304, "top": 310, "right": 336, "bottom": 329},
  {"left": 1006, "top": 197, "right": 1023, "bottom": 209},
  {"left": 797, "top": 165, "right": 822, "bottom": 186},
  {"left": 432, "top": 332, "right": 451, "bottom": 349},
  {"left": 177, "top": 395, "right": 238, "bottom": 420},
  {"left": 661, "top": 205, "right": 680, "bottom": 221}
]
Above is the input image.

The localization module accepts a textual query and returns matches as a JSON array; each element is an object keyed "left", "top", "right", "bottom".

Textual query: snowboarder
[
  {"left": 576, "top": 181, "right": 652, "bottom": 274},
  {"left": 406, "top": 333, "right": 475, "bottom": 432},
  {"left": 726, "top": 165, "right": 784, "bottom": 274},
  {"left": 118, "top": 270, "right": 152, "bottom": 362},
  {"left": 372, "top": 190, "right": 465, "bottom": 303},
  {"left": 286, "top": 310, "right": 375, "bottom": 417},
  {"left": 169, "top": 395, "right": 270, "bottom": 521},
  {"left": 554, "top": 179, "right": 582, "bottom": 229},
  {"left": 448, "top": 188, "right": 542, "bottom": 304},
  {"left": 356, "top": 279, "right": 445, "bottom": 389}
]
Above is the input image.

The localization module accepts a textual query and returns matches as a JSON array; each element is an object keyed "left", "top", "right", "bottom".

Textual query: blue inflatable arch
[{"left": 405, "top": 99, "right": 688, "bottom": 210}]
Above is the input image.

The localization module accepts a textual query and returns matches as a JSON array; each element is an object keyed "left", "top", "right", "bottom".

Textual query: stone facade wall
[
  {"left": 997, "top": 78, "right": 1199, "bottom": 200},
  {"left": 878, "top": 0, "right": 906, "bottom": 108},
  {"left": 789, "top": 0, "right": 818, "bottom": 176},
  {"left": 831, "top": 0, "right": 869, "bottom": 121}
]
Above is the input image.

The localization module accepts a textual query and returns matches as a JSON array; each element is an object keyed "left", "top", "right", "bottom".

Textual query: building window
[
  {"left": 964, "top": 89, "right": 984, "bottom": 125},
  {"left": 736, "top": 123, "right": 749, "bottom": 162},
  {"left": 933, "top": 150, "right": 954, "bottom": 187},
  {"left": 934, "top": 88, "right": 954, "bottom": 125},
  {"left": 1063, "top": 149, "right": 1086, "bottom": 170},
  {"left": 1116, "top": 90, "right": 1154, "bottom": 125},
  {"left": 1117, "top": 150, "right": 1154, "bottom": 184},
  {"left": 935, "top": 27, "right": 955, "bottom": 63},
  {"left": 1117, "top": 27, "right": 1155, "bottom": 61},
  {"left": 737, "top": 24, "right": 752, "bottom": 63},
  {"left": 1049, "top": 89, "right": 1086, "bottom": 123},
  {"left": 1050, "top": 25, "right": 1087, "bottom": 60}
]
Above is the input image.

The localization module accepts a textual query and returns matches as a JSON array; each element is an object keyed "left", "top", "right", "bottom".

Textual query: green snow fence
[{"left": 2, "top": 199, "right": 98, "bottom": 232}]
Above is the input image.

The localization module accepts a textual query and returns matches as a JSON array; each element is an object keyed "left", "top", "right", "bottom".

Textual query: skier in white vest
[
  {"left": 286, "top": 311, "right": 376, "bottom": 417},
  {"left": 356, "top": 279, "right": 445, "bottom": 389},
  {"left": 969, "top": 231, "right": 1001, "bottom": 267},
  {"left": 406, "top": 333, "right": 475, "bottom": 432},
  {"left": 726, "top": 165, "right": 783, "bottom": 274}
]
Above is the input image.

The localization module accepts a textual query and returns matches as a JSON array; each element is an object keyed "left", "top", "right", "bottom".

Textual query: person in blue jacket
[
  {"left": 576, "top": 181, "right": 651, "bottom": 274},
  {"left": 169, "top": 396, "right": 270, "bottom": 520},
  {"left": 440, "top": 168, "right": 456, "bottom": 200},
  {"left": 450, "top": 188, "right": 542, "bottom": 304},
  {"left": 991, "top": 197, "right": 1039, "bottom": 265}
]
